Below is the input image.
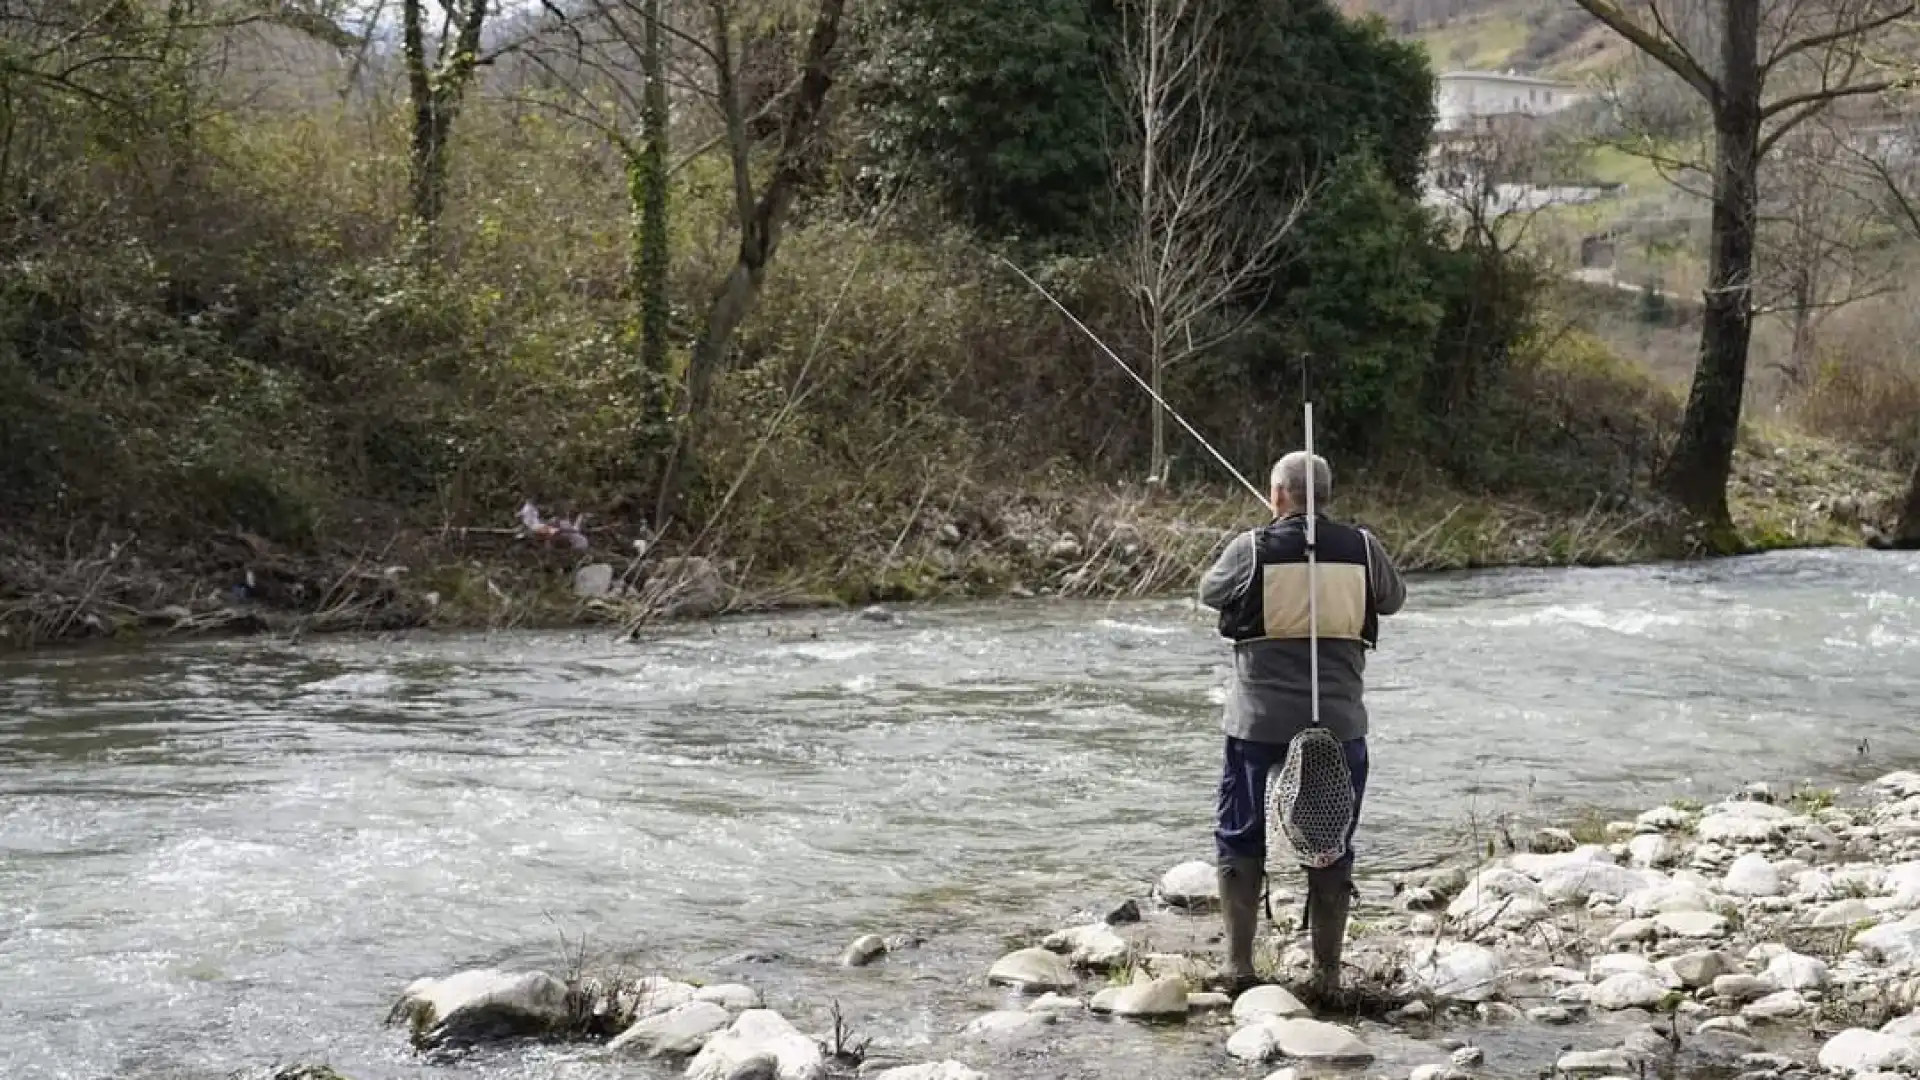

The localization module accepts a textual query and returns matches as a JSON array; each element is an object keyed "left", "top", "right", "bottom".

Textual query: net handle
[{"left": 1304, "top": 403, "right": 1320, "bottom": 728}]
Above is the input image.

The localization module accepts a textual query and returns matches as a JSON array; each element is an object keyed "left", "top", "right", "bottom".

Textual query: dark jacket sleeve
[{"left": 1364, "top": 529, "right": 1407, "bottom": 616}]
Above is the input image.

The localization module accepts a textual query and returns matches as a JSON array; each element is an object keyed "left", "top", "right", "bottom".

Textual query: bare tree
[
  {"left": 1570, "top": 0, "right": 1916, "bottom": 547},
  {"left": 1754, "top": 113, "right": 1894, "bottom": 387},
  {"left": 1112, "top": 0, "right": 1306, "bottom": 485},
  {"left": 652, "top": 0, "right": 849, "bottom": 524}
]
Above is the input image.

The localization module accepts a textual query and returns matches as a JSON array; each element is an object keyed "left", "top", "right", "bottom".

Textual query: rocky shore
[{"left": 248, "top": 769, "right": 1920, "bottom": 1080}]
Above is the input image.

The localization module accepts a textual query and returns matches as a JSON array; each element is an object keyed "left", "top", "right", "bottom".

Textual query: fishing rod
[{"left": 993, "top": 254, "right": 1270, "bottom": 509}]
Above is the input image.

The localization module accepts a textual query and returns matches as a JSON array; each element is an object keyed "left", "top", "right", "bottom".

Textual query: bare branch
[{"left": 1570, "top": 0, "right": 1720, "bottom": 102}]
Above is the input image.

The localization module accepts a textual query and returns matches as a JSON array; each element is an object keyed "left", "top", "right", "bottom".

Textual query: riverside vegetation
[{"left": 2, "top": 0, "right": 1915, "bottom": 650}]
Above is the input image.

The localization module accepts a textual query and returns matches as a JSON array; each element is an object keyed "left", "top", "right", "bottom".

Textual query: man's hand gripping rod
[{"left": 994, "top": 254, "right": 1269, "bottom": 510}]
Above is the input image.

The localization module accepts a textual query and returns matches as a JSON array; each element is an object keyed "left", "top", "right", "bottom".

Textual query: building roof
[{"left": 1437, "top": 70, "right": 1579, "bottom": 89}]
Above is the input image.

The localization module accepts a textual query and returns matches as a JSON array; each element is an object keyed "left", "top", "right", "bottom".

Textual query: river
[{"left": 4, "top": 549, "right": 1919, "bottom": 1080}]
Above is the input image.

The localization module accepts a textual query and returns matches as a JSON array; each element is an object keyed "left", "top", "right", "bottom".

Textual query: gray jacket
[{"left": 1197, "top": 521, "right": 1406, "bottom": 744}]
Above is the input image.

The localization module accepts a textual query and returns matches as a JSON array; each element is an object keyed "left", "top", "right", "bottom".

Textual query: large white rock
[
  {"left": 1271, "top": 1019, "right": 1374, "bottom": 1063},
  {"left": 987, "top": 948, "right": 1076, "bottom": 992},
  {"left": 1819, "top": 1029, "right": 1920, "bottom": 1074},
  {"left": 623, "top": 977, "right": 699, "bottom": 1020},
  {"left": 961, "top": 1010, "right": 1053, "bottom": 1041},
  {"left": 1655, "top": 910, "right": 1730, "bottom": 939},
  {"left": 1883, "top": 1013, "right": 1920, "bottom": 1039},
  {"left": 1858, "top": 917, "right": 1920, "bottom": 969},
  {"left": 1510, "top": 845, "right": 1616, "bottom": 878},
  {"left": 610, "top": 1001, "right": 731, "bottom": 1056},
  {"left": 1446, "top": 868, "right": 1541, "bottom": 919},
  {"left": 1815, "top": 899, "right": 1882, "bottom": 928},
  {"left": 391, "top": 969, "right": 571, "bottom": 1048},
  {"left": 1638, "top": 806, "right": 1694, "bottom": 831},
  {"left": 1590, "top": 954, "right": 1661, "bottom": 982},
  {"left": 1723, "top": 854, "right": 1783, "bottom": 897},
  {"left": 1557, "top": 1049, "right": 1632, "bottom": 1075},
  {"left": 1232, "top": 985, "right": 1311, "bottom": 1023},
  {"left": 1592, "top": 972, "right": 1670, "bottom": 1010},
  {"left": 1624, "top": 882, "right": 1717, "bottom": 917},
  {"left": 694, "top": 984, "right": 761, "bottom": 1010},
  {"left": 1662, "top": 950, "right": 1735, "bottom": 989},
  {"left": 1698, "top": 813, "right": 1784, "bottom": 845},
  {"left": 1542, "top": 863, "right": 1663, "bottom": 903},
  {"left": 1043, "top": 923, "right": 1129, "bottom": 970},
  {"left": 1712, "top": 974, "right": 1778, "bottom": 1002},
  {"left": 1089, "top": 976, "right": 1187, "bottom": 1017},
  {"left": 685, "top": 1011, "right": 824, "bottom": 1080},
  {"left": 1629, "top": 834, "right": 1678, "bottom": 868},
  {"left": 1227, "top": 1018, "right": 1374, "bottom": 1063},
  {"left": 1767, "top": 951, "right": 1830, "bottom": 990},
  {"left": 867, "top": 1064, "right": 986, "bottom": 1080},
  {"left": 1406, "top": 941, "right": 1503, "bottom": 1002},
  {"left": 1877, "top": 772, "right": 1920, "bottom": 799},
  {"left": 1157, "top": 861, "right": 1219, "bottom": 908},
  {"left": 1743, "top": 990, "right": 1808, "bottom": 1021}
]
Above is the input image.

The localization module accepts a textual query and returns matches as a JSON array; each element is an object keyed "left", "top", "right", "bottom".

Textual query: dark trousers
[{"left": 1215, "top": 734, "right": 1369, "bottom": 867}]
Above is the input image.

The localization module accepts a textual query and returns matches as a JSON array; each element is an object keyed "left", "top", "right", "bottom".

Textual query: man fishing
[{"left": 1198, "top": 450, "right": 1406, "bottom": 998}]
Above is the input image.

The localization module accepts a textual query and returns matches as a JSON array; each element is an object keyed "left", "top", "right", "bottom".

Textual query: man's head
[{"left": 1270, "top": 451, "right": 1332, "bottom": 518}]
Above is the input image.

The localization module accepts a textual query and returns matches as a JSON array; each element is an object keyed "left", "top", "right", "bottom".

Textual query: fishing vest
[{"left": 1217, "top": 515, "right": 1380, "bottom": 648}]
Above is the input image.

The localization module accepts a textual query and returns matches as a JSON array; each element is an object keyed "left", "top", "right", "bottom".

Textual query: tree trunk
[
  {"left": 401, "top": 0, "right": 487, "bottom": 259},
  {"left": 632, "top": 0, "right": 672, "bottom": 441},
  {"left": 1150, "top": 348, "right": 1166, "bottom": 484},
  {"left": 1659, "top": 0, "right": 1759, "bottom": 551},
  {"left": 1898, "top": 458, "right": 1920, "bottom": 549},
  {"left": 652, "top": 0, "right": 848, "bottom": 526}
]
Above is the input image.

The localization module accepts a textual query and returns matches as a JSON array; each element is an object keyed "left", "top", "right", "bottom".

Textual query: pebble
[{"left": 1528, "top": 1006, "right": 1576, "bottom": 1024}]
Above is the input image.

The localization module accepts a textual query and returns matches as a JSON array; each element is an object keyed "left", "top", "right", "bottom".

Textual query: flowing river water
[{"left": 5, "top": 549, "right": 1920, "bottom": 1080}]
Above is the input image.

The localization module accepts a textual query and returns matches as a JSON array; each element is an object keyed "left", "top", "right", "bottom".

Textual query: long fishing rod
[{"left": 993, "top": 254, "right": 1269, "bottom": 509}]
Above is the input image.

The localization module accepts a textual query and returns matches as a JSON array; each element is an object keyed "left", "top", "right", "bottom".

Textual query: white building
[{"left": 1434, "top": 70, "right": 1586, "bottom": 134}]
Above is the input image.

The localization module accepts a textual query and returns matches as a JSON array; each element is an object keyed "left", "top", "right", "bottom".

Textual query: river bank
[
  {"left": 241, "top": 770, "right": 1920, "bottom": 1080},
  {"left": 0, "top": 432, "right": 1903, "bottom": 653}
]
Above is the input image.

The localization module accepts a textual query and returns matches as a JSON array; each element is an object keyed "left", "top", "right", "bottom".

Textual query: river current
[{"left": 4, "top": 549, "right": 1918, "bottom": 1079}]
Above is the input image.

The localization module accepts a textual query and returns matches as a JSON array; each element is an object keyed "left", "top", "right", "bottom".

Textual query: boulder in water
[
  {"left": 1819, "top": 1029, "right": 1920, "bottom": 1074},
  {"left": 1228, "top": 1018, "right": 1372, "bottom": 1064},
  {"left": 1406, "top": 941, "right": 1503, "bottom": 1002},
  {"left": 1655, "top": 910, "right": 1730, "bottom": 939},
  {"left": 1742, "top": 990, "right": 1808, "bottom": 1022},
  {"left": 685, "top": 1011, "right": 824, "bottom": 1080},
  {"left": 1557, "top": 1049, "right": 1632, "bottom": 1075},
  {"left": 866, "top": 1064, "right": 986, "bottom": 1080},
  {"left": 695, "top": 984, "right": 762, "bottom": 1010},
  {"left": 961, "top": 1010, "right": 1054, "bottom": 1041},
  {"left": 1712, "top": 974, "right": 1778, "bottom": 1003},
  {"left": 388, "top": 968, "right": 573, "bottom": 1050},
  {"left": 1766, "top": 951, "right": 1829, "bottom": 990},
  {"left": 1233, "top": 985, "right": 1311, "bottom": 1023},
  {"left": 1043, "top": 923, "right": 1128, "bottom": 970},
  {"left": 1662, "top": 950, "right": 1735, "bottom": 989},
  {"left": 987, "top": 948, "right": 1075, "bottom": 992},
  {"left": 1026, "top": 992, "right": 1083, "bottom": 1014},
  {"left": 609, "top": 1000, "right": 730, "bottom": 1056},
  {"left": 1156, "top": 861, "right": 1219, "bottom": 908},
  {"left": 1591, "top": 972, "right": 1670, "bottom": 1011},
  {"left": 1724, "top": 853, "right": 1784, "bottom": 897},
  {"left": 840, "top": 935, "right": 888, "bottom": 967},
  {"left": 1090, "top": 976, "right": 1188, "bottom": 1018}
]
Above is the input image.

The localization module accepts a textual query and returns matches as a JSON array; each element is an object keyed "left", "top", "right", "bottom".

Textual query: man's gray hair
[{"left": 1270, "top": 451, "right": 1332, "bottom": 505}]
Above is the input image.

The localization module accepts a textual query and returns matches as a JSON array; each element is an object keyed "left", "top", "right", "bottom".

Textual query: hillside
[{"left": 1360, "top": 0, "right": 1631, "bottom": 76}]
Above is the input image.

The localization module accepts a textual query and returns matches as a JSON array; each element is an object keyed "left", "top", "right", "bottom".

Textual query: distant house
[{"left": 1434, "top": 70, "right": 1587, "bottom": 134}]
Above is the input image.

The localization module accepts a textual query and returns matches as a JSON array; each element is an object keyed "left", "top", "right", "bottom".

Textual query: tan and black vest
[{"left": 1217, "top": 515, "right": 1380, "bottom": 648}]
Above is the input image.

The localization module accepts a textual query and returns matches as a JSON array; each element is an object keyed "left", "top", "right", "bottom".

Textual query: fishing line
[{"left": 992, "top": 254, "right": 1269, "bottom": 508}]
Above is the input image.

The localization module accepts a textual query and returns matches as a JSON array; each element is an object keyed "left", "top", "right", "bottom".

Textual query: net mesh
[{"left": 1266, "top": 727, "right": 1355, "bottom": 869}]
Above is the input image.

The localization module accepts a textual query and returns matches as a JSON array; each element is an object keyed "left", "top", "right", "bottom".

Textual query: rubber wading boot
[
  {"left": 1215, "top": 856, "right": 1265, "bottom": 995},
  {"left": 1305, "top": 862, "right": 1353, "bottom": 1001}
]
